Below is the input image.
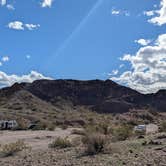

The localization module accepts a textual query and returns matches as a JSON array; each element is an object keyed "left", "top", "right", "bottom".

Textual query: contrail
[{"left": 54, "top": 0, "right": 103, "bottom": 57}]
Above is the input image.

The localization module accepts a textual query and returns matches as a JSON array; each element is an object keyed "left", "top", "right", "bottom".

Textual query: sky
[{"left": 0, "top": 0, "right": 166, "bottom": 94}]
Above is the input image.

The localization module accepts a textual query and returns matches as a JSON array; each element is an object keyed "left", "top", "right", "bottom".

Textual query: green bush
[{"left": 48, "top": 137, "right": 72, "bottom": 149}]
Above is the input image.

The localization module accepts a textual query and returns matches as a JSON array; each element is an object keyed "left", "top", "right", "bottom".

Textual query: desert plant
[
  {"left": 48, "top": 137, "right": 72, "bottom": 149},
  {"left": 0, "top": 140, "right": 28, "bottom": 157},
  {"left": 112, "top": 125, "right": 132, "bottom": 141},
  {"left": 159, "top": 121, "right": 166, "bottom": 132},
  {"left": 82, "top": 133, "right": 108, "bottom": 155},
  {"left": 71, "top": 129, "right": 85, "bottom": 135},
  {"left": 47, "top": 124, "right": 55, "bottom": 131}
]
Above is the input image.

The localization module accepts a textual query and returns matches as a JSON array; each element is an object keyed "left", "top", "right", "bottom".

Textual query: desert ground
[{"left": 0, "top": 127, "right": 166, "bottom": 166}]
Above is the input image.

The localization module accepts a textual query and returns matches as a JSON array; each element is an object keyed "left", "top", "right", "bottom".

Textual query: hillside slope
[{"left": 0, "top": 79, "right": 165, "bottom": 114}]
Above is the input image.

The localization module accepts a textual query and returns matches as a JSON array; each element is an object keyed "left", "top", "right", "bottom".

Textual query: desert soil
[
  {"left": 0, "top": 129, "right": 166, "bottom": 166},
  {"left": 0, "top": 128, "right": 74, "bottom": 151}
]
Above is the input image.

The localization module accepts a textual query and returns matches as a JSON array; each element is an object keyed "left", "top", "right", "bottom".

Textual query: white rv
[{"left": 0, "top": 120, "right": 18, "bottom": 130}]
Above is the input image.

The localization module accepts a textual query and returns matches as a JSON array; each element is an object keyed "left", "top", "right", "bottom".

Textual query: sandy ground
[
  {"left": 0, "top": 129, "right": 166, "bottom": 166},
  {"left": 0, "top": 128, "right": 75, "bottom": 150}
]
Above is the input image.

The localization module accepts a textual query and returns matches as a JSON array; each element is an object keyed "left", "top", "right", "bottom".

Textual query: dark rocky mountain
[{"left": 0, "top": 79, "right": 166, "bottom": 113}]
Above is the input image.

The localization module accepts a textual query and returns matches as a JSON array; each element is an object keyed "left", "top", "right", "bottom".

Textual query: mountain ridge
[{"left": 0, "top": 79, "right": 166, "bottom": 113}]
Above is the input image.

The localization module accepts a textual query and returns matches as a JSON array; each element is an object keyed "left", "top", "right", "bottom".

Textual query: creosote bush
[
  {"left": 0, "top": 140, "right": 28, "bottom": 157},
  {"left": 48, "top": 137, "right": 72, "bottom": 149},
  {"left": 82, "top": 133, "right": 108, "bottom": 155}
]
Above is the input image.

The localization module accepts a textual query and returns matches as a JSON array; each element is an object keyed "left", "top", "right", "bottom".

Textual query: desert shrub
[
  {"left": 48, "top": 137, "right": 72, "bottom": 149},
  {"left": 112, "top": 125, "right": 132, "bottom": 141},
  {"left": 71, "top": 129, "right": 85, "bottom": 135},
  {"left": 85, "top": 123, "right": 111, "bottom": 136},
  {"left": 160, "top": 121, "right": 166, "bottom": 132},
  {"left": 98, "top": 123, "right": 111, "bottom": 135},
  {"left": 0, "top": 140, "right": 28, "bottom": 157},
  {"left": 82, "top": 133, "right": 108, "bottom": 155},
  {"left": 31, "top": 121, "right": 47, "bottom": 130},
  {"left": 15, "top": 118, "right": 28, "bottom": 130},
  {"left": 47, "top": 124, "right": 55, "bottom": 131}
]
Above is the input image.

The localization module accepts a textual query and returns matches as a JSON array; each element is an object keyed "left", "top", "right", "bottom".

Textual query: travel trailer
[{"left": 0, "top": 120, "right": 18, "bottom": 130}]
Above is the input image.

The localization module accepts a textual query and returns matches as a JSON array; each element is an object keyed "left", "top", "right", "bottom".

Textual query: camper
[
  {"left": 134, "top": 124, "right": 158, "bottom": 134},
  {"left": 0, "top": 120, "right": 18, "bottom": 130},
  {"left": 134, "top": 125, "right": 146, "bottom": 132}
]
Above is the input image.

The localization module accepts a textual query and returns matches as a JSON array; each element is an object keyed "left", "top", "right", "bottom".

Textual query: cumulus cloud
[
  {"left": 0, "top": 71, "right": 52, "bottom": 88},
  {"left": 41, "top": 0, "right": 53, "bottom": 8},
  {"left": 8, "top": 21, "right": 24, "bottom": 30},
  {"left": 7, "top": 21, "right": 40, "bottom": 31},
  {"left": 146, "top": 0, "right": 166, "bottom": 26},
  {"left": 111, "top": 34, "right": 166, "bottom": 94},
  {"left": 135, "top": 39, "right": 152, "bottom": 46},
  {"left": 0, "top": 0, "right": 6, "bottom": 6}
]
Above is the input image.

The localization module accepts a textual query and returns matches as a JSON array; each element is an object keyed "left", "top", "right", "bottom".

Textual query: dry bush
[
  {"left": 112, "top": 125, "right": 132, "bottom": 141},
  {"left": 47, "top": 124, "right": 55, "bottom": 131},
  {"left": 0, "top": 140, "right": 28, "bottom": 157},
  {"left": 48, "top": 137, "right": 72, "bottom": 149},
  {"left": 82, "top": 133, "right": 109, "bottom": 155},
  {"left": 159, "top": 121, "right": 166, "bottom": 132},
  {"left": 71, "top": 129, "right": 85, "bottom": 135},
  {"left": 84, "top": 122, "right": 112, "bottom": 137}
]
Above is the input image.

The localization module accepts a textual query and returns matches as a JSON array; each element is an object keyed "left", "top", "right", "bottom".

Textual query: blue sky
[{"left": 0, "top": 0, "right": 166, "bottom": 93}]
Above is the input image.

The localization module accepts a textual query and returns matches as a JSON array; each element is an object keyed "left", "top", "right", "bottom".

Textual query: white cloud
[
  {"left": 0, "top": 71, "right": 52, "bottom": 88},
  {"left": 8, "top": 21, "right": 40, "bottom": 31},
  {"left": 6, "top": 4, "right": 15, "bottom": 10},
  {"left": 0, "top": 62, "right": 2, "bottom": 66},
  {"left": 42, "top": 0, "right": 53, "bottom": 8},
  {"left": 26, "top": 55, "right": 31, "bottom": 59},
  {"left": 111, "top": 9, "right": 120, "bottom": 15},
  {"left": 135, "top": 39, "right": 152, "bottom": 46},
  {"left": 0, "top": 0, "right": 6, "bottom": 6},
  {"left": 8, "top": 21, "right": 24, "bottom": 30},
  {"left": 144, "top": 10, "right": 155, "bottom": 16},
  {"left": 109, "top": 70, "right": 119, "bottom": 76},
  {"left": 111, "top": 33, "right": 166, "bottom": 94},
  {"left": 25, "top": 24, "right": 40, "bottom": 30},
  {"left": 119, "top": 64, "right": 124, "bottom": 68},
  {"left": 147, "top": 0, "right": 166, "bottom": 26},
  {"left": 111, "top": 8, "right": 130, "bottom": 16},
  {"left": 2, "top": 56, "right": 9, "bottom": 62}
]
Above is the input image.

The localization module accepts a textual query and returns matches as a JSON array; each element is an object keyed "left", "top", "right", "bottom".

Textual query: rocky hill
[{"left": 0, "top": 79, "right": 166, "bottom": 114}]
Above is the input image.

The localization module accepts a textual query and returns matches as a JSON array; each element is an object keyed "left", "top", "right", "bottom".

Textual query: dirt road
[{"left": 0, "top": 128, "right": 75, "bottom": 150}]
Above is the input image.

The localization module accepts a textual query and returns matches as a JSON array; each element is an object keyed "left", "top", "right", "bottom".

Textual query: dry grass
[
  {"left": 0, "top": 140, "right": 28, "bottom": 157},
  {"left": 48, "top": 137, "right": 72, "bottom": 149},
  {"left": 82, "top": 133, "right": 109, "bottom": 155}
]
